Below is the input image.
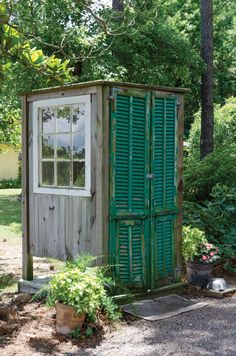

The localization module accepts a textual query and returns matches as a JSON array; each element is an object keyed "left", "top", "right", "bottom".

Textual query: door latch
[{"left": 146, "top": 174, "right": 155, "bottom": 179}]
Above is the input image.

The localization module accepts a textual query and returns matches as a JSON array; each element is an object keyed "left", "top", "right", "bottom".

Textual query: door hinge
[{"left": 146, "top": 173, "right": 155, "bottom": 179}]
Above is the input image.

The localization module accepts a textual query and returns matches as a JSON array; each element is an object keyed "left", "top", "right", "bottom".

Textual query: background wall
[{"left": 0, "top": 144, "right": 19, "bottom": 180}]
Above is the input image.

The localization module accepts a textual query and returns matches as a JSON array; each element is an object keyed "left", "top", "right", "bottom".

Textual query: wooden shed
[{"left": 21, "top": 80, "right": 188, "bottom": 290}]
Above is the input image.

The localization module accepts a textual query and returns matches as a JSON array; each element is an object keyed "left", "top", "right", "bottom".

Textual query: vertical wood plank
[
  {"left": 176, "top": 94, "right": 184, "bottom": 279},
  {"left": 22, "top": 96, "right": 33, "bottom": 280},
  {"left": 101, "top": 85, "right": 110, "bottom": 264},
  {"left": 90, "top": 93, "right": 98, "bottom": 258},
  {"left": 58, "top": 196, "right": 66, "bottom": 259}
]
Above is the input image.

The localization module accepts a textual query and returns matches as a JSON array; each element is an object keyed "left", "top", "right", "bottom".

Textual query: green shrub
[
  {"left": 184, "top": 145, "right": 236, "bottom": 201},
  {"left": 0, "top": 177, "right": 21, "bottom": 189},
  {"left": 47, "top": 255, "right": 120, "bottom": 323},
  {"left": 182, "top": 226, "right": 207, "bottom": 263},
  {"left": 184, "top": 185, "right": 236, "bottom": 271},
  {"left": 184, "top": 97, "right": 236, "bottom": 202},
  {"left": 188, "top": 97, "right": 236, "bottom": 159}
]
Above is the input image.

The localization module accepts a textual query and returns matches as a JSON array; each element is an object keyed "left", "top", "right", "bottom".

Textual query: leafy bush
[
  {"left": 47, "top": 255, "right": 120, "bottom": 323},
  {"left": 0, "top": 177, "right": 21, "bottom": 189},
  {"left": 184, "top": 145, "right": 236, "bottom": 201},
  {"left": 184, "top": 97, "right": 236, "bottom": 202},
  {"left": 188, "top": 97, "right": 236, "bottom": 159},
  {"left": 182, "top": 226, "right": 207, "bottom": 263},
  {"left": 184, "top": 185, "right": 236, "bottom": 271}
]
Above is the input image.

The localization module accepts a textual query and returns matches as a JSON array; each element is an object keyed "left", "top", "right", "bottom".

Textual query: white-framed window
[{"left": 33, "top": 95, "right": 91, "bottom": 196}]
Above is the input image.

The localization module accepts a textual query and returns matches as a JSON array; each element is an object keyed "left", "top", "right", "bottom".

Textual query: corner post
[
  {"left": 22, "top": 95, "right": 33, "bottom": 280},
  {"left": 176, "top": 94, "right": 184, "bottom": 280}
]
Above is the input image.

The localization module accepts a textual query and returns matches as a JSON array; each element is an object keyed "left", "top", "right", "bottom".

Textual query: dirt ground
[
  {"left": 1, "top": 287, "right": 236, "bottom": 356},
  {"left": 1, "top": 212, "right": 236, "bottom": 355},
  {"left": 0, "top": 235, "right": 61, "bottom": 282}
]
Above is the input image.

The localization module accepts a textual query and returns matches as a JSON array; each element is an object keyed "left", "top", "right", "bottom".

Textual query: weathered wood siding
[{"left": 28, "top": 88, "right": 105, "bottom": 260}]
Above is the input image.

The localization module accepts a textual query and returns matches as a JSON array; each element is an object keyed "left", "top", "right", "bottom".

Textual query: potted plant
[
  {"left": 182, "top": 226, "right": 220, "bottom": 287},
  {"left": 47, "top": 256, "right": 119, "bottom": 335}
]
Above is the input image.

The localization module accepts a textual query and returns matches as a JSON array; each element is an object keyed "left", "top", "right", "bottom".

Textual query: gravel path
[
  {"left": 70, "top": 295, "right": 236, "bottom": 356},
  {"left": 2, "top": 293, "right": 236, "bottom": 356}
]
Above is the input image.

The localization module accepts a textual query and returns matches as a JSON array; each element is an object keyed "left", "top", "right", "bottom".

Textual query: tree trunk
[{"left": 200, "top": 0, "right": 214, "bottom": 160}]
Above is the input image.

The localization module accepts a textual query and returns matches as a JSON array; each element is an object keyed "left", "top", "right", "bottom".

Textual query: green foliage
[
  {"left": 184, "top": 185, "right": 236, "bottom": 271},
  {"left": 185, "top": 98, "right": 236, "bottom": 201},
  {"left": 188, "top": 97, "right": 236, "bottom": 159},
  {"left": 47, "top": 255, "right": 120, "bottom": 323},
  {"left": 184, "top": 145, "right": 236, "bottom": 202},
  {"left": 0, "top": 1, "right": 72, "bottom": 84},
  {"left": 0, "top": 1, "right": 73, "bottom": 147},
  {"left": 72, "top": 327, "right": 81, "bottom": 339},
  {"left": 0, "top": 177, "right": 21, "bottom": 189},
  {"left": 182, "top": 226, "right": 207, "bottom": 262},
  {"left": 182, "top": 226, "right": 220, "bottom": 264},
  {"left": 0, "top": 0, "right": 234, "bottom": 141},
  {"left": 0, "top": 96, "right": 21, "bottom": 149}
]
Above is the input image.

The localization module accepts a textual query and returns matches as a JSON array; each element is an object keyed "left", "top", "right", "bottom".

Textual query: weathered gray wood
[
  {"left": 27, "top": 87, "right": 104, "bottom": 261},
  {"left": 21, "top": 80, "right": 190, "bottom": 98},
  {"left": 90, "top": 92, "right": 102, "bottom": 260},
  {"left": 176, "top": 94, "right": 185, "bottom": 279},
  {"left": 22, "top": 96, "right": 33, "bottom": 280},
  {"left": 101, "top": 85, "right": 110, "bottom": 264},
  {"left": 26, "top": 87, "right": 97, "bottom": 102}
]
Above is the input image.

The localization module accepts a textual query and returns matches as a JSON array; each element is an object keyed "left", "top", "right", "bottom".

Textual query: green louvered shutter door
[
  {"left": 152, "top": 96, "right": 177, "bottom": 283},
  {"left": 110, "top": 92, "right": 149, "bottom": 288},
  {"left": 153, "top": 97, "right": 176, "bottom": 210}
]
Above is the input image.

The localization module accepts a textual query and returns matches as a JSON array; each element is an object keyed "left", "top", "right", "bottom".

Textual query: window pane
[
  {"left": 57, "top": 162, "right": 70, "bottom": 186},
  {"left": 42, "top": 135, "right": 54, "bottom": 158},
  {"left": 42, "top": 108, "right": 56, "bottom": 133},
  {"left": 73, "top": 161, "right": 85, "bottom": 187},
  {"left": 57, "top": 134, "right": 71, "bottom": 159},
  {"left": 73, "top": 133, "right": 85, "bottom": 160},
  {"left": 42, "top": 161, "right": 54, "bottom": 186},
  {"left": 57, "top": 106, "right": 70, "bottom": 132},
  {"left": 72, "top": 104, "right": 85, "bottom": 132}
]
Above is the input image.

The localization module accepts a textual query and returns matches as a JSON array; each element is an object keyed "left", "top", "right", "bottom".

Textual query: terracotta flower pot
[
  {"left": 187, "top": 261, "right": 213, "bottom": 287},
  {"left": 56, "top": 301, "right": 85, "bottom": 335}
]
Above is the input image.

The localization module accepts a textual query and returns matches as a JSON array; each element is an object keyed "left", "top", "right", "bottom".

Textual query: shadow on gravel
[{"left": 141, "top": 300, "right": 236, "bottom": 355}]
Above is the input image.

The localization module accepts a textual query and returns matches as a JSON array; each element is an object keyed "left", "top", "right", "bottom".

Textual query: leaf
[
  {"left": 0, "top": 3, "right": 9, "bottom": 24},
  {"left": 85, "top": 327, "right": 93, "bottom": 337}
]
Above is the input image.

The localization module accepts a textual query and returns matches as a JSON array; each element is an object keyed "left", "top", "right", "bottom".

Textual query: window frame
[{"left": 33, "top": 95, "right": 91, "bottom": 196}]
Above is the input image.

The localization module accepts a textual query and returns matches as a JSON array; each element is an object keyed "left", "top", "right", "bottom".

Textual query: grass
[
  {"left": 0, "top": 188, "right": 22, "bottom": 239},
  {"left": 0, "top": 273, "right": 18, "bottom": 292}
]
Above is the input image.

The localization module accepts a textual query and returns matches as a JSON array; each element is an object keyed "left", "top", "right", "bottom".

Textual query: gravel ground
[{"left": 75, "top": 295, "right": 236, "bottom": 356}]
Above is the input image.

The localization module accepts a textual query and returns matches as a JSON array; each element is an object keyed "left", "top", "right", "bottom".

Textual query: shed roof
[{"left": 20, "top": 80, "right": 190, "bottom": 97}]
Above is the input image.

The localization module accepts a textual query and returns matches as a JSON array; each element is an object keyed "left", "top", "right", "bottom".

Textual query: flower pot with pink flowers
[{"left": 182, "top": 226, "right": 220, "bottom": 287}]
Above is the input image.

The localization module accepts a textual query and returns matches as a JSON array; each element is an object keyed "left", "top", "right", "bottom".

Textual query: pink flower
[
  {"left": 202, "top": 255, "right": 208, "bottom": 261},
  {"left": 206, "top": 243, "right": 213, "bottom": 249},
  {"left": 210, "top": 251, "right": 215, "bottom": 257}
]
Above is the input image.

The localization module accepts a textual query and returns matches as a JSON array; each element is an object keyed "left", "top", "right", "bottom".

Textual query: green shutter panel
[
  {"left": 115, "top": 95, "right": 130, "bottom": 211},
  {"left": 153, "top": 97, "right": 176, "bottom": 210},
  {"left": 152, "top": 96, "right": 177, "bottom": 280},
  {"left": 153, "top": 98, "right": 165, "bottom": 209},
  {"left": 131, "top": 97, "right": 147, "bottom": 212},
  {"left": 114, "top": 94, "right": 147, "bottom": 213},
  {"left": 117, "top": 221, "right": 145, "bottom": 286},
  {"left": 111, "top": 92, "right": 148, "bottom": 287},
  {"left": 165, "top": 98, "right": 176, "bottom": 208},
  {"left": 155, "top": 216, "right": 174, "bottom": 278}
]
